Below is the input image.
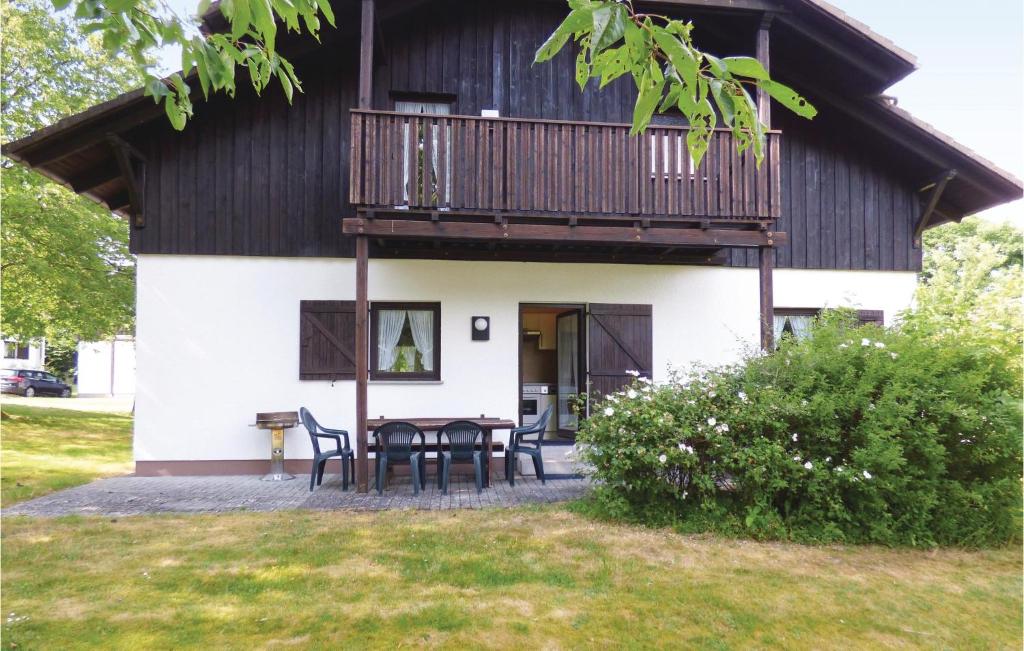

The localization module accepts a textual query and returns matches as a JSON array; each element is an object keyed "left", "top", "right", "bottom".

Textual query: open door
[
  {"left": 556, "top": 310, "right": 582, "bottom": 436},
  {"left": 587, "top": 304, "right": 653, "bottom": 398}
]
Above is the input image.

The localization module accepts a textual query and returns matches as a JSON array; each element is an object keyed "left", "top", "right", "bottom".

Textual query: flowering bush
[{"left": 575, "top": 311, "right": 1022, "bottom": 547}]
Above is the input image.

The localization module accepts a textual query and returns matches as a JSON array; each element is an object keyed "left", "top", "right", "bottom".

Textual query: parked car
[{"left": 0, "top": 369, "right": 72, "bottom": 397}]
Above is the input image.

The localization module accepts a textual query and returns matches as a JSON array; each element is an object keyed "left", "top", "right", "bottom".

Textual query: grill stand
[{"left": 263, "top": 426, "right": 295, "bottom": 481}]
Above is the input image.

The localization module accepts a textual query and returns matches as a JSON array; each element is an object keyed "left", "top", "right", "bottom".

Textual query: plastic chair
[
  {"left": 506, "top": 406, "right": 553, "bottom": 486},
  {"left": 373, "top": 421, "right": 427, "bottom": 495},
  {"left": 299, "top": 407, "right": 354, "bottom": 491},
  {"left": 437, "top": 420, "right": 485, "bottom": 495}
]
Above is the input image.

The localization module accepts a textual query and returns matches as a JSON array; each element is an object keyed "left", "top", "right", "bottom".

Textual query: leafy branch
[
  {"left": 535, "top": 0, "right": 817, "bottom": 167},
  {"left": 53, "top": 0, "right": 336, "bottom": 129}
]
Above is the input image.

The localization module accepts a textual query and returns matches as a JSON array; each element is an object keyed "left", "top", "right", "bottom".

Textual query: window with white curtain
[
  {"left": 370, "top": 302, "right": 441, "bottom": 380},
  {"left": 774, "top": 307, "right": 886, "bottom": 346},
  {"left": 395, "top": 100, "right": 452, "bottom": 207}
]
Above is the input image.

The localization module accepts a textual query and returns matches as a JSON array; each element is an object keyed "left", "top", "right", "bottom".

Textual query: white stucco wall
[
  {"left": 77, "top": 337, "right": 137, "bottom": 396},
  {"left": 134, "top": 255, "right": 917, "bottom": 462},
  {"left": 1, "top": 339, "right": 45, "bottom": 371}
]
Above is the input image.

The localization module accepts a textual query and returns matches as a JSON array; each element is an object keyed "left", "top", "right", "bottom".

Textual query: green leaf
[
  {"left": 761, "top": 80, "right": 817, "bottom": 118},
  {"left": 230, "top": 0, "right": 251, "bottom": 40},
  {"left": 317, "top": 0, "right": 335, "bottom": 28},
  {"left": 591, "top": 3, "right": 626, "bottom": 54},
  {"left": 575, "top": 46, "right": 590, "bottom": 91},
  {"left": 651, "top": 27, "right": 696, "bottom": 98},
  {"left": 164, "top": 93, "right": 187, "bottom": 130},
  {"left": 704, "top": 53, "right": 727, "bottom": 79},
  {"left": 723, "top": 56, "right": 769, "bottom": 80},
  {"left": 708, "top": 79, "right": 735, "bottom": 126},
  {"left": 250, "top": 0, "right": 277, "bottom": 52},
  {"left": 630, "top": 65, "right": 665, "bottom": 136},
  {"left": 534, "top": 8, "right": 591, "bottom": 63}
]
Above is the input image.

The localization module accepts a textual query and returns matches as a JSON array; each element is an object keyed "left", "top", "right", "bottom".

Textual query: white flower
[
  {"left": 625, "top": 369, "right": 641, "bottom": 377},
  {"left": 791, "top": 433, "right": 799, "bottom": 442},
  {"left": 708, "top": 390, "right": 717, "bottom": 398},
  {"left": 737, "top": 391, "right": 748, "bottom": 402},
  {"left": 825, "top": 456, "right": 832, "bottom": 463},
  {"left": 719, "top": 423, "right": 729, "bottom": 433},
  {"left": 793, "top": 455, "right": 801, "bottom": 462},
  {"left": 868, "top": 403, "right": 875, "bottom": 410},
  {"left": 682, "top": 490, "right": 688, "bottom": 500},
  {"left": 801, "top": 399, "right": 808, "bottom": 407},
  {"left": 626, "top": 389, "right": 638, "bottom": 399},
  {"left": 862, "top": 470, "right": 872, "bottom": 480},
  {"left": 838, "top": 343, "right": 848, "bottom": 349},
  {"left": 639, "top": 376, "right": 652, "bottom": 384},
  {"left": 861, "top": 338, "right": 871, "bottom": 346},
  {"left": 804, "top": 461, "right": 814, "bottom": 470},
  {"left": 678, "top": 443, "right": 695, "bottom": 455},
  {"left": 658, "top": 454, "right": 667, "bottom": 464},
  {"left": 890, "top": 352, "right": 899, "bottom": 360},
  {"left": 874, "top": 341, "right": 886, "bottom": 349},
  {"left": 603, "top": 407, "right": 615, "bottom": 417},
  {"left": 836, "top": 466, "right": 844, "bottom": 472},
  {"left": 707, "top": 417, "right": 717, "bottom": 427}
]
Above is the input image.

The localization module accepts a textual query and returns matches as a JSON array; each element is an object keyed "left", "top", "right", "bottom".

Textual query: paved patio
[{"left": 2, "top": 474, "right": 590, "bottom": 517}]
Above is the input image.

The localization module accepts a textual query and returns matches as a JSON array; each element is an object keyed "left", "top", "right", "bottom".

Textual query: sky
[{"left": 156, "top": 0, "right": 1022, "bottom": 222}]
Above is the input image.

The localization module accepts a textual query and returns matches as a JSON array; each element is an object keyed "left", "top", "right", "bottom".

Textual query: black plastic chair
[
  {"left": 506, "top": 405, "right": 553, "bottom": 486},
  {"left": 436, "top": 420, "right": 485, "bottom": 495},
  {"left": 374, "top": 421, "right": 427, "bottom": 495},
  {"left": 299, "top": 407, "right": 354, "bottom": 491}
]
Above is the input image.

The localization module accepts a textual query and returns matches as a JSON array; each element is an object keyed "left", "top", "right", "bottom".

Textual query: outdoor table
[
  {"left": 366, "top": 417, "right": 516, "bottom": 487},
  {"left": 251, "top": 411, "right": 300, "bottom": 481}
]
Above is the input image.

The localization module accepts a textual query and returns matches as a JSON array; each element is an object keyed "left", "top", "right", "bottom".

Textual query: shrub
[{"left": 575, "top": 311, "right": 1022, "bottom": 547}]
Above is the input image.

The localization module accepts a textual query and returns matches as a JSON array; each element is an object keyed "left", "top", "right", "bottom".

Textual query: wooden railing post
[
  {"left": 759, "top": 241, "right": 775, "bottom": 351},
  {"left": 355, "top": 234, "right": 369, "bottom": 492}
]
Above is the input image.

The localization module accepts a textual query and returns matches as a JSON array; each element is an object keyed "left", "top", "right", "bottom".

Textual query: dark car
[{"left": 0, "top": 369, "right": 71, "bottom": 397}]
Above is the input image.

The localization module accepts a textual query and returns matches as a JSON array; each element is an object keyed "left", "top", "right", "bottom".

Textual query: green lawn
[
  {"left": 1, "top": 405, "right": 1021, "bottom": 648},
  {"left": 1, "top": 509, "right": 1020, "bottom": 649},
  {"left": 0, "top": 404, "right": 132, "bottom": 506}
]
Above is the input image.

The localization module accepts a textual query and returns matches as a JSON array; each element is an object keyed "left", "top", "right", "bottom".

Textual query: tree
[
  {"left": 913, "top": 216, "right": 1023, "bottom": 373},
  {"left": 49, "top": 0, "right": 814, "bottom": 166},
  {"left": 1, "top": 0, "right": 138, "bottom": 344}
]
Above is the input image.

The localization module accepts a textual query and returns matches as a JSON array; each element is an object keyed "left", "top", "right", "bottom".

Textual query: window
[
  {"left": 370, "top": 302, "right": 441, "bottom": 381},
  {"left": 395, "top": 99, "right": 452, "bottom": 206},
  {"left": 773, "top": 308, "right": 885, "bottom": 344},
  {"left": 3, "top": 342, "right": 30, "bottom": 360}
]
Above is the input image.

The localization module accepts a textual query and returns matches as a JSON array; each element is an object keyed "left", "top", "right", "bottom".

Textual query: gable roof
[{"left": 2, "top": 0, "right": 1020, "bottom": 223}]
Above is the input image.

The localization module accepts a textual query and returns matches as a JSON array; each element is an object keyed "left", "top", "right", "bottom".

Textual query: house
[
  {"left": 3, "top": 0, "right": 1020, "bottom": 491},
  {"left": 76, "top": 336, "right": 137, "bottom": 397},
  {"left": 1, "top": 338, "right": 45, "bottom": 372}
]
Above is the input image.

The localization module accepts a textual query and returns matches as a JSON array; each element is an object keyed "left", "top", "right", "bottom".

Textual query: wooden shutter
[
  {"left": 856, "top": 309, "right": 884, "bottom": 325},
  {"left": 587, "top": 303, "right": 653, "bottom": 397},
  {"left": 299, "top": 300, "right": 357, "bottom": 380}
]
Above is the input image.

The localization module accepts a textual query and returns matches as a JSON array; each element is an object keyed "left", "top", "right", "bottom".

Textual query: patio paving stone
[{"left": 3, "top": 475, "right": 590, "bottom": 517}]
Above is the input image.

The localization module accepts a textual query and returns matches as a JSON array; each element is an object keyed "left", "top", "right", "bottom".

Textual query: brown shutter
[
  {"left": 856, "top": 309, "right": 884, "bottom": 325},
  {"left": 587, "top": 303, "right": 653, "bottom": 397},
  {"left": 300, "top": 300, "right": 357, "bottom": 380}
]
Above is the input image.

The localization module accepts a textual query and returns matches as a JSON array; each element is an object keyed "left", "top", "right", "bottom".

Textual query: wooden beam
[
  {"left": 343, "top": 218, "right": 787, "bottom": 249},
  {"left": 354, "top": 235, "right": 369, "bottom": 493},
  {"left": 106, "top": 134, "right": 144, "bottom": 227},
  {"left": 756, "top": 13, "right": 774, "bottom": 127},
  {"left": 371, "top": 245, "right": 730, "bottom": 266},
  {"left": 759, "top": 245, "right": 774, "bottom": 350},
  {"left": 913, "top": 169, "right": 957, "bottom": 247},
  {"left": 358, "top": 0, "right": 375, "bottom": 109}
]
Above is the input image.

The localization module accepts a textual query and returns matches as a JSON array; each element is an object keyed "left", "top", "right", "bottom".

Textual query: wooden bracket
[
  {"left": 913, "top": 169, "right": 957, "bottom": 247},
  {"left": 701, "top": 219, "right": 711, "bottom": 230},
  {"left": 105, "top": 134, "right": 145, "bottom": 228}
]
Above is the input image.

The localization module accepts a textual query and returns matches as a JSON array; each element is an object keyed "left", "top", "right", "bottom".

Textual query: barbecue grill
[{"left": 252, "top": 411, "right": 299, "bottom": 481}]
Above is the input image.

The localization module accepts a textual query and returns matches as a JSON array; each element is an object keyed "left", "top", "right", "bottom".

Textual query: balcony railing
[{"left": 349, "top": 109, "right": 781, "bottom": 221}]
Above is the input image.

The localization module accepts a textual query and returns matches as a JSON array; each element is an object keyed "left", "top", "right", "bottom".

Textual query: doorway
[{"left": 518, "top": 304, "right": 586, "bottom": 442}]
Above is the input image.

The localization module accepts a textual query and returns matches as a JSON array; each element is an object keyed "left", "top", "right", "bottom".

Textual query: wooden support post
[
  {"left": 756, "top": 13, "right": 774, "bottom": 127},
  {"left": 759, "top": 244, "right": 774, "bottom": 351},
  {"left": 355, "top": 235, "right": 369, "bottom": 492},
  {"left": 358, "top": 0, "right": 375, "bottom": 109}
]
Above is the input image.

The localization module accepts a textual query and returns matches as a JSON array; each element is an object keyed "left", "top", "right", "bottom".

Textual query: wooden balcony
[{"left": 349, "top": 109, "right": 782, "bottom": 222}]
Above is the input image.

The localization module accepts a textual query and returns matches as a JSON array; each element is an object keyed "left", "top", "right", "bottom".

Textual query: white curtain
[
  {"left": 788, "top": 315, "right": 814, "bottom": 340},
  {"left": 773, "top": 315, "right": 788, "bottom": 344},
  {"left": 407, "top": 310, "right": 435, "bottom": 372},
  {"left": 396, "top": 101, "right": 451, "bottom": 206},
  {"left": 377, "top": 310, "right": 407, "bottom": 372}
]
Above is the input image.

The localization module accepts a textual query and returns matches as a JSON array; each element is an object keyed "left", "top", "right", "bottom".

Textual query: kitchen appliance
[{"left": 521, "top": 383, "right": 557, "bottom": 438}]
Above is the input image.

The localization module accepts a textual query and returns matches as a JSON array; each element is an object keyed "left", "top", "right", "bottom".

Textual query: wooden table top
[{"left": 366, "top": 417, "right": 517, "bottom": 431}]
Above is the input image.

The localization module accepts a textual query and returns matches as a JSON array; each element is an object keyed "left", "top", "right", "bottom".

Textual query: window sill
[{"left": 369, "top": 380, "right": 444, "bottom": 385}]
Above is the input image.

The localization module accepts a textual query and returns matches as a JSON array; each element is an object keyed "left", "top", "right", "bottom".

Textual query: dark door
[{"left": 587, "top": 304, "right": 653, "bottom": 398}]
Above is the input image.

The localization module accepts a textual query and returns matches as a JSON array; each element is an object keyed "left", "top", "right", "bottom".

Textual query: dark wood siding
[
  {"left": 730, "top": 109, "right": 923, "bottom": 271},
  {"left": 129, "top": 0, "right": 923, "bottom": 272},
  {"left": 587, "top": 304, "right": 653, "bottom": 398}
]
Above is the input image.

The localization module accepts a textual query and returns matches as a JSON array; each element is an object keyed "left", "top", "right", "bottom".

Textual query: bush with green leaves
[{"left": 575, "top": 311, "right": 1022, "bottom": 547}]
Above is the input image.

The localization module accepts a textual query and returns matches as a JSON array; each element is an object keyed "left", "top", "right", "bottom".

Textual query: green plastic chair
[
  {"left": 437, "top": 420, "right": 485, "bottom": 495},
  {"left": 373, "top": 421, "right": 427, "bottom": 495},
  {"left": 299, "top": 407, "right": 354, "bottom": 491},
  {"left": 506, "top": 406, "right": 552, "bottom": 486}
]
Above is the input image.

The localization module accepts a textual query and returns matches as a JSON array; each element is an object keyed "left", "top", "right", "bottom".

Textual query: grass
[
  {"left": 2, "top": 508, "right": 1021, "bottom": 649},
  {"left": 0, "top": 404, "right": 132, "bottom": 506}
]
